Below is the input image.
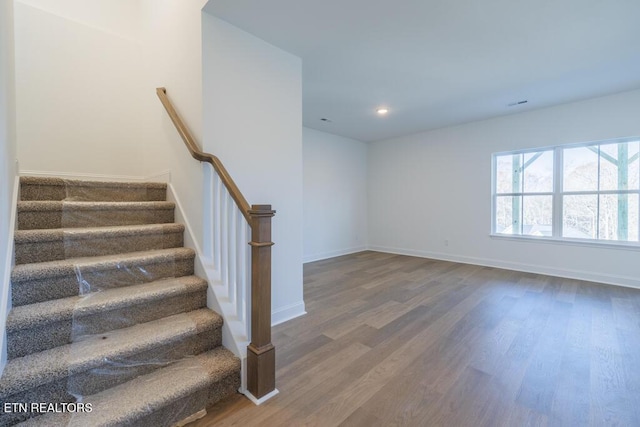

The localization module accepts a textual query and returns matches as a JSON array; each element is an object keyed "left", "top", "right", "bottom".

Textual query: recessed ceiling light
[{"left": 376, "top": 108, "right": 389, "bottom": 115}]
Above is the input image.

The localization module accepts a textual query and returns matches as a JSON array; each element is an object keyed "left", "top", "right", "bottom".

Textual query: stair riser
[
  {"left": 133, "top": 373, "right": 240, "bottom": 427},
  {"left": 20, "top": 184, "right": 166, "bottom": 202},
  {"left": 69, "top": 328, "right": 221, "bottom": 396},
  {"left": 0, "top": 382, "right": 70, "bottom": 426},
  {"left": 0, "top": 328, "right": 222, "bottom": 424},
  {"left": 12, "top": 258, "right": 195, "bottom": 306},
  {"left": 15, "top": 232, "right": 184, "bottom": 264},
  {"left": 8, "top": 320, "right": 70, "bottom": 360},
  {"left": 8, "top": 291, "right": 207, "bottom": 359},
  {"left": 205, "top": 372, "right": 242, "bottom": 408},
  {"left": 17, "top": 209, "right": 175, "bottom": 230}
]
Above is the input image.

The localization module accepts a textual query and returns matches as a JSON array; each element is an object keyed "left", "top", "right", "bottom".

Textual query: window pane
[
  {"left": 600, "top": 142, "right": 639, "bottom": 190},
  {"left": 523, "top": 151, "right": 553, "bottom": 193},
  {"left": 599, "top": 143, "right": 618, "bottom": 191},
  {"left": 630, "top": 141, "right": 640, "bottom": 191},
  {"left": 598, "top": 194, "right": 639, "bottom": 242},
  {"left": 600, "top": 141, "right": 640, "bottom": 191},
  {"left": 496, "top": 154, "right": 520, "bottom": 194},
  {"left": 563, "top": 147, "right": 598, "bottom": 192},
  {"left": 632, "top": 194, "right": 639, "bottom": 241},
  {"left": 494, "top": 140, "right": 640, "bottom": 245},
  {"left": 563, "top": 195, "right": 597, "bottom": 239},
  {"left": 496, "top": 196, "right": 517, "bottom": 234},
  {"left": 522, "top": 195, "right": 552, "bottom": 236}
]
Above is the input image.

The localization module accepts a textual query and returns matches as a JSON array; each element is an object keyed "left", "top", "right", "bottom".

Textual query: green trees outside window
[{"left": 493, "top": 138, "right": 640, "bottom": 243}]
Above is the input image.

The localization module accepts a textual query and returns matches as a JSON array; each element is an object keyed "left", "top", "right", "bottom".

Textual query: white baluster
[
  {"left": 202, "top": 164, "right": 214, "bottom": 263},
  {"left": 227, "top": 192, "right": 237, "bottom": 306},
  {"left": 244, "top": 220, "right": 251, "bottom": 337},
  {"left": 220, "top": 188, "right": 229, "bottom": 298},
  {"left": 213, "top": 174, "right": 222, "bottom": 273},
  {"left": 236, "top": 209, "right": 246, "bottom": 322},
  {"left": 209, "top": 171, "right": 252, "bottom": 338}
]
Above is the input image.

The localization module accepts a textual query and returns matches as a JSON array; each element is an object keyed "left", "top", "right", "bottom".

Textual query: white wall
[
  {"left": 14, "top": 0, "right": 209, "bottom": 250},
  {"left": 15, "top": 0, "right": 141, "bottom": 40},
  {"left": 202, "top": 15, "right": 304, "bottom": 324},
  {"left": 303, "top": 127, "right": 368, "bottom": 262},
  {"left": 369, "top": 89, "right": 640, "bottom": 288},
  {"left": 139, "top": 0, "right": 208, "bottom": 251},
  {"left": 0, "top": 0, "right": 17, "bottom": 373},
  {"left": 13, "top": 0, "right": 304, "bottom": 324},
  {"left": 14, "top": 1, "right": 154, "bottom": 178}
]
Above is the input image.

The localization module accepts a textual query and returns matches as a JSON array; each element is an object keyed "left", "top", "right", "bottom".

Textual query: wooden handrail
[
  {"left": 156, "top": 87, "right": 251, "bottom": 223},
  {"left": 156, "top": 87, "right": 276, "bottom": 401}
]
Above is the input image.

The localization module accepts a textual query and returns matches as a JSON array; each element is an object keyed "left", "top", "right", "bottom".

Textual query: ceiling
[{"left": 204, "top": 0, "right": 640, "bottom": 142}]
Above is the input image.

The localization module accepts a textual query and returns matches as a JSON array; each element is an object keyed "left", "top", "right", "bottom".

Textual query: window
[{"left": 492, "top": 137, "right": 640, "bottom": 245}]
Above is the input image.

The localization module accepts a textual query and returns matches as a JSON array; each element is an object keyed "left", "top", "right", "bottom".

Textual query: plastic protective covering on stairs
[{"left": 5, "top": 180, "right": 213, "bottom": 427}]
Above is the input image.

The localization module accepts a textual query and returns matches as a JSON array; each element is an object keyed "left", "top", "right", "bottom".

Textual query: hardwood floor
[{"left": 189, "top": 251, "right": 640, "bottom": 426}]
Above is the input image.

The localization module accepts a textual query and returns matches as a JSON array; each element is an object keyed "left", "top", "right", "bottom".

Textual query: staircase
[{"left": 0, "top": 177, "right": 241, "bottom": 426}]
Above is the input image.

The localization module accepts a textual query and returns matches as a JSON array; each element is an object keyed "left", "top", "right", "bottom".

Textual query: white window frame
[{"left": 491, "top": 136, "right": 640, "bottom": 250}]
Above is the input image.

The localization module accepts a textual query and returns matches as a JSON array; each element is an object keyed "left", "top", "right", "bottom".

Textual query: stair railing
[{"left": 156, "top": 87, "right": 275, "bottom": 400}]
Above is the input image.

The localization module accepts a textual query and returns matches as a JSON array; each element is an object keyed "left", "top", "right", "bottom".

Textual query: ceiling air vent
[{"left": 508, "top": 100, "right": 528, "bottom": 107}]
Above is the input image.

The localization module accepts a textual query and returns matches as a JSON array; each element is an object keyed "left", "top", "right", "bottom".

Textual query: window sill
[{"left": 489, "top": 233, "right": 640, "bottom": 252}]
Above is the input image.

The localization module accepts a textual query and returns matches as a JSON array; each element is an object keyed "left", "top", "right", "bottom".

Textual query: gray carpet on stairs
[{"left": 0, "top": 177, "right": 241, "bottom": 427}]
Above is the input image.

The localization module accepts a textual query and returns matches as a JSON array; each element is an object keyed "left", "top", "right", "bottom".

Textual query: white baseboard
[
  {"left": 271, "top": 301, "right": 306, "bottom": 326},
  {"left": 165, "top": 183, "right": 204, "bottom": 256},
  {"left": 303, "top": 246, "right": 368, "bottom": 263},
  {"left": 143, "top": 170, "right": 172, "bottom": 183},
  {"left": 19, "top": 169, "right": 172, "bottom": 182},
  {"left": 368, "top": 245, "right": 640, "bottom": 290},
  {"left": 0, "top": 176, "right": 19, "bottom": 375},
  {"left": 244, "top": 388, "right": 279, "bottom": 405}
]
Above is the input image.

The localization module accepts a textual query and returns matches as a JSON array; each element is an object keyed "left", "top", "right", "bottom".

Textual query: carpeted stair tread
[
  {"left": 20, "top": 177, "right": 167, "bottom": 202},
  {"left": 11, "top": 248, "right": 196, "bottom": 307},
  {"left": 14, "top": 223, "right": 185, "bottom": 264},
  {"left": 11, "top": 247, "right": 195, "bottom": 283},
  {"left": 0, "top": 309, "right": 223, "bottom": 399},
  {"left": 15, "top": 348, "right": 241, "bottom": 427},
  {"left": 17, "top": 201, "right": 176, "bottom": 230},
  {"left": 6, "top": 276, "right": 208, "bottom": 358},
  {"left": 17, "top": 200, "right": 175, "bottom": 212},
  {"left": 14, "top": 223, "right": 184, "bottom": 243},
  {"left": 7, "top": 276, "right": 207, "bottom": 331},
  {"left": 20, "top": 176, "right": 167, "bottom": 189}
]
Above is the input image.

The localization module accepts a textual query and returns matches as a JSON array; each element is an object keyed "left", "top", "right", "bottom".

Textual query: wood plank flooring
[{"left": 189, "top": 251, "right": 640, "bottom": 427}]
